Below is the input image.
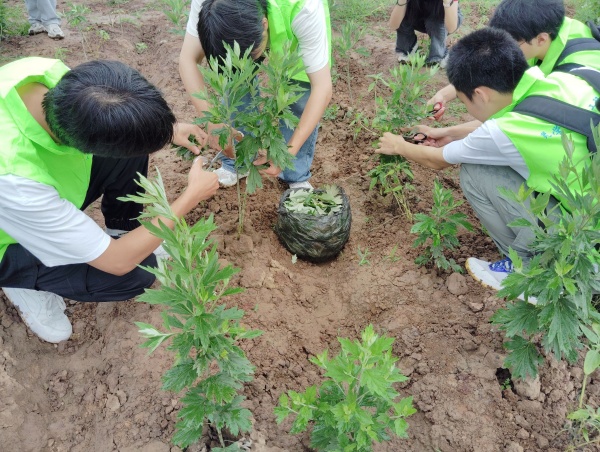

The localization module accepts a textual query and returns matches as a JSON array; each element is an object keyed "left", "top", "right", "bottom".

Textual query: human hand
[
  {"left": 173, "top": 122, "right": 207, "bottom": 155},
  {"left": 207, "top": 124, "right": 244, "bottom": 159},
  {"left": 187, "top": 157, "right": 219, "bottom": 202},
  {"left": 253, "top": 154, "right": 282, "bottom": 177},
  {"left": 405, "top": 125, "right": 453, "bottom": 147},
  {"left": 376, "top": 132, "right": 405, "bottom": 156},
  {"left": 426, "top": 94, "right": 446, "bottom": 121}
]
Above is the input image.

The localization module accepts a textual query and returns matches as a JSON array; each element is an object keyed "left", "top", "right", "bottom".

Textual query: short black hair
[
  {"left": 489, "top": 0, "right": 565, "bottom": 42},
  {"left": 43, "top": 60, "right": 175, "bottom": 158},
  {"left": 447, "top": 28, "right": 529, "bottom": 100},
  {"left": 197, "top": 0, "right": 268, "bottom": 60}
]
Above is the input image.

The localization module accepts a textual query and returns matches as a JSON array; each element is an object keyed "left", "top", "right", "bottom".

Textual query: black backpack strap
[
  {"left": 513, "top": 96, "right": 600, "bottom": 153},
  {"left": 555, "top": 38, "right": 600, "bottom": 67},
  {"left": 554, "top": 63, "right": 600, "bottom": 110},
  {"left": 587, "top": 20, "right": 600, "bottom": 41}
]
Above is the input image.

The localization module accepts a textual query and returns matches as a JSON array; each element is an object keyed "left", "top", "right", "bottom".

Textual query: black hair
[
  {"left": 197, "top": 0, "right": 269, "bottom": 60},
  {"left": 447, "top": 27, "right": 529, "bottom": 100},
  {"left": 405, "top": 0, "right": 444, "bottom": 24},
  {"left": 489, "top": 0, "right": 565, "bottom": 42},
  {"left": 43, "top": 60, "right": 175, "bottom": 158}
]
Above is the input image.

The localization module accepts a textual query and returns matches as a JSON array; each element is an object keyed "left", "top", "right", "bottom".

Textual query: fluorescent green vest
[
  {"left": 492, "top": 67, "right": 596, "bottom": 199},
  {"left": 0, "top": 57, "right": 93, "bottom": 261},
  {"left": 538, "top": 17, "right": 600, "bottom": 74},
  {"left": 267, "top": 0, "right": 331, "bottom": 83}
]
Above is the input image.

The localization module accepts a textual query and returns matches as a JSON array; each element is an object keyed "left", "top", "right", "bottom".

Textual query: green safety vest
[
  {"left": 267, "top": 0, "right": 331, "bottom": 83},
  {"left": 0, "top": 57, "right": 93, "bottom": 261},
  {"left": 492, "top": 66, "right": 597, "bottom": 200},
  {"left": 537, "top": 17, "right": 600, "bottom": 74}
]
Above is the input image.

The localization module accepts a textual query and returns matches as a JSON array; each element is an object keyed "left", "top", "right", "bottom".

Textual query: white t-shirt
[
  {"left": 442, "top": 119, "right": 530, "bottom": 179},
  {"left": 0, "top": 175, "right": 110, "bottom": 267},
  {"left": 186, "top": 0, "right": 329, "bottom": 75}
]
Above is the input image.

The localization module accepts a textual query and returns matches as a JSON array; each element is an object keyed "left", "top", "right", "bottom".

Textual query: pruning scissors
[
  {"left": 402, "top": 131, "right": 428, "bottom": 144},
  {"left": 424, "top": 102, "right": 445, "bottom": 121},
  {"left": 205, "top": 131, "right": 245, "bottom": 170}
]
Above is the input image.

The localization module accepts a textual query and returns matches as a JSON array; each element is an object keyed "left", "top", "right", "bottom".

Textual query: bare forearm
[
  {"left": 443, "top": 2, "right": 459, "bottom": 33},
  {"left": 445, "top": 120, "right": 482, "bottom": 141},
  {"left": 179, "top": 33, "right": 210, "bottom": 117},
  {"left": 389, "top": 3, "right": 407, "bottom": 30}
]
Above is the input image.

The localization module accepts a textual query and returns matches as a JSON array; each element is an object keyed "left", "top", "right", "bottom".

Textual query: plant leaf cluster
[
  {"left": 283, "top": 185, "right": 343, "bottom": 216},
  {"left": 275, "top": 325, "right": 416, "bottom": 451},
  {"left": 411, "top": 179, "right": 473, "bottom": 273},
  {"left": 368, "top": 154, "right": 414, "bottom": 220},
  {"left": 491, "top": 127, "right": 600, "bottom": 380},
  {"left": 121, "top": 170, "right": 262, "bottom": 449}
]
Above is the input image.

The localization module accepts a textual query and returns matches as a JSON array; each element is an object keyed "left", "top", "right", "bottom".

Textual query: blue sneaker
[{"left": 466, "top": 257, "right": 512, "bottom": 291}]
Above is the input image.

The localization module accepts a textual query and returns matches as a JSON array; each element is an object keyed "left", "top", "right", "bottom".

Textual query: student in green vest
[
  {"left": 421, "top": 0, "right": 600, "bottom": 147},
  {"left": 0, "top": 58, "right": 219, "bottom": 343},
  {"left": 375, "top": 27, "right": 598, "bottom": 292},
  {"left": 179, "top": 0, "right": 332, "bottom": 190}
]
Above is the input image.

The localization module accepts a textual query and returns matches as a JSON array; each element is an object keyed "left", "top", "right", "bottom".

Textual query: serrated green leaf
[{"left": 503, "top": 336, "right": 544, "bottom": 380}]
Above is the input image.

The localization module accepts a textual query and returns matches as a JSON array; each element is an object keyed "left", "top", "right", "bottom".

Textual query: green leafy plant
[
  {"left": 566, "top": 322, "right": 600, "bottom": 450},
  {"left": 274, "top": 325, "right": 416, "bottom": 451},
  {"left": 357, "top": 246, "right": 371, "bottom": 266},
  {"left": 384, "top": 244, "right": 402, "bottom": 263},
  {"left": 491, "top": 128, "right": 600, "bottom": 380},
  {"left": 98, "top": 29, "right": 110, "bottom": 41},
  {"left": 411, "top": 179, "right": 473, "bottom": 273},
  {"left": 0, "top": 2, "right": 29, "bottom": 40},
  {"left": 121, "top": 170, "right": 261, "bottom": 450},
  {"left": 283, "top": 185, "right": 343, "bottom": 215},
  {"left": 333, "top": 20, "right": 369, "bottom": 106},
  {"left": 54, "top": 47, "right": 69, "bottom": 61},
  {"left": 135, "top": 42, "right": 148, "bottom": 53},
  {"left": 196, "top": 42, "right": 304, "bottom": 234},
  {"left": 160, "top": 0, "right": 190, "bottom": 35},
  {"left": 323, "top": 104, "right": 340, "bottom": 121},
  {"left": 367, "top": 54, "right": 438, "bottom": 220},
  {"left": 63, "top": 3, "right": 90, "bottom": 28}
]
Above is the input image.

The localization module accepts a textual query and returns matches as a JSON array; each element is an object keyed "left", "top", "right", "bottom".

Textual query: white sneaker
[
  {"left": 28, "top": 23, "right": 46, "bottom": 35},
  {"left": 46, "top": 24, "right": 65, "bottom": 40},
  {"left": 396, "top": 42, "right": 418, "bottom": 63},
  {"left": 466, "top": 257, "right": 537, "bottom": 304},
  {"left": 289, "top": 181, "right": 313, "bottom": 190},
  {"left": 214, "top": 166, "right": 248, "bottom": 188},
  {"left": 2, "top": 288, "right": 72, "bottom": 343},
  {"left": 153, "top": 244, "right": 171, "bottom": 261}
]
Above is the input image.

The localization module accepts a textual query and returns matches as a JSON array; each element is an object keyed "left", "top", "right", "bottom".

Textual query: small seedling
[
  {"left": 283, "top": 185, "right": 343, "bottom": 216},
  {"left": 385, "top": 244, "right": 402, "bottom": 263},
  {"left": 98, "top": 29, "right": 110, "bottom": 41},
  {"left": 357, "top": 246, "right": 371, "bottom": 266},
  {"left": 333, "top": 20, "right": 369, "bottom": 106},
  {"left": 411, "top": 179, "right": 473, "bottom": 273},
  {"left": 135, "top": 42, "right": 148, "bottom": 53},
  {"left": 323, "top": 104, "right": 339, "bottom": 121},
  {"left": 160, "top": 0, "right": 190, "bottom": 35},
  {"left": 54, "top": 47, "right": 69, "bottom": 61},
  {"left": 275, "top": 325, "right": 416, "bottom": 451}
]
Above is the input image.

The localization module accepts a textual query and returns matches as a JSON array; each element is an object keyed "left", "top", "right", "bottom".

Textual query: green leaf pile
[{"left": 283, "top": 185, "right": 343, "bottom": 216}]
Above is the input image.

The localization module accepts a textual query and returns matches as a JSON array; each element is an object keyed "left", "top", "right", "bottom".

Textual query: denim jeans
[
  {"left": 395, "top": 7, "right": 463, "bottom": 63},
  {"left": 25, "top": 0, "right": 61, "bottom": 26},
  {"left": 459, "top": 164, "right": 558, "bottom": 264},
  {"left": 220, "top": 81, "right": 318, "bottom": 183}
]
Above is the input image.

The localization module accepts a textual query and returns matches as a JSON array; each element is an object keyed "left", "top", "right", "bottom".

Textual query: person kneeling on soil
[
  {"left": 179, "top": 0, "right": 333, "bottom": 190},
  {"left": 0, "top": 57, "right": 219, "bottom": 343},
  {"left": 389, "top": 0, "right": 463, "bottom": 67},
  {"left": 376, "top": 27, "right": 599, "bottom": 291}
]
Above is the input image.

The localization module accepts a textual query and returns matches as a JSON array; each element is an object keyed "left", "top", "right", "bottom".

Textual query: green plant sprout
[
  {"left": 323, "top": 104, "right": 339, "bottom": 121},
  {"left": 98, "top": 29, "right": 110, "bottom": 41},
  {"left": 0, "top": 2, "right": 29, "bottom": 39},
  {"left": 333, "top": 20, "right": 369, "bottom": 106},
  {"left": 566, "top": 322, "right": 600, "bottom": 451},
  {"left": 284, "top": 185, "right": 343, "bottom": 216},
  {"left": 357, "top": 246, "right": 371, "bottom": 266},
  {"left": 384, "top": 244, "right": 402, "bottom": 263},
  {"left": 491, "top": 126, "right": 600, "bottom": 380},
  {"left": 135, "top": 42, "right": 148, "bottom": 53},
  {"left": 274, "top": 325, "right": 416, "bottom": 451},
  {"left": 196, "top": 42, "right": 304, "bottom": 234},
  {"left": 411, "top": 179, "right": 473, "bottom": 273},
  {"left": 63, "top": 3, "right": 91, "bottom": 59},
  {"left": 121, "top": 170, "right": 261, "bottom": 450},
  {"left": 367, "top": 54, "right": 438, "bottom": 220},
  {"left": 160, "top": 0, "right": 190, "bottom": 35}
]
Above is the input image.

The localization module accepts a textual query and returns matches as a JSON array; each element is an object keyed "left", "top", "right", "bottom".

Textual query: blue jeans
[
  {"left": 221, "top": 81, "right": 318, "bottom": 183},
  {"left": 395, "top": 7, "right": 463, "bottom": 63}
]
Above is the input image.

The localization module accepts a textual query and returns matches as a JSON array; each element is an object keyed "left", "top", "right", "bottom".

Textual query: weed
[
  {"left": 135, "top": 42, "right": 148, "bottom": 53},
  {"left": 491, "top": 127, "right": 600, "bottom": 380},
  {"left": 569, "top": 0, "right": 600, "bottom": 21},
  {"left": 411, "top": 179, "right": 473, "bottom": 273},
  {"left": 357, "top": 246, "right": 371, "bottom": 266},
  {"left": 323, "top": 104, "right": 339, "bottom": 121},
  {"left": 63, "top": 3, "right": 90, "bottom": 28},
  {"left": 330, "top": 0, "right": 390, "bottom": 24},
  {"left": 368, "top": 154, "right": 415, "bottom": 220},
  {"left": 98, "top": 29, "right": 110, "bottom": 41},
  {"left": 385, "top": 244, "right": 402, "bottom": 263},
  {"left": 275, "top": 325, "right": 416, "bottom": 450},
  {"left": 160, "top": 0, "right": 190, "bottom": 35},
  {"left": 121, "top": 170, "right": 261, "bottom": 449},
  {"left": 54, "top": 47, "right": 69, "bottom": 61},
  {"left": 566, "top": 322, "right": 600, "bottom": 451},
  {"left": 0, "top": 2, "right": 29, "bottom": 39},
  {"left": 333, "top": 20, "right": 369, "bottom": 106}
]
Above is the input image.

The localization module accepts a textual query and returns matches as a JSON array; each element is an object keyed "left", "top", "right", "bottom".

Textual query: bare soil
[{"left": 1, "top": 1, "right": 597, "bottom": 451}]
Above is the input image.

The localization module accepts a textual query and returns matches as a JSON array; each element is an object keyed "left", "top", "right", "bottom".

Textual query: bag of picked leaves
[{"left": 275, "top": 185, "right": 352, "bottom": 262}]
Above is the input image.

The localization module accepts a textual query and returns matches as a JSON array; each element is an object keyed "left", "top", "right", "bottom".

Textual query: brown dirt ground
[{"left": 1, "top": 1, "right": 598, "bottom": 451}]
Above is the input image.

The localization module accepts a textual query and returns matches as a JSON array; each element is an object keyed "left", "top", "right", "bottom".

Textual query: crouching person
[{"left": 0, "top": 57, "right": 219, "bottom": 343}]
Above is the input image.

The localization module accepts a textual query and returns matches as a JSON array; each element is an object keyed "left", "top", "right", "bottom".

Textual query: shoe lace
[{"left": 489, "top": 257, "right": 513, "bottom": 273}]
